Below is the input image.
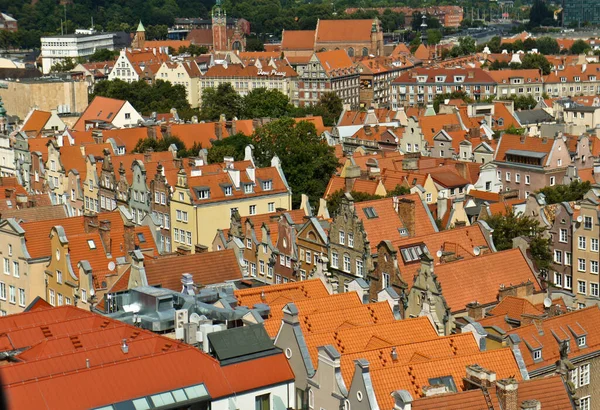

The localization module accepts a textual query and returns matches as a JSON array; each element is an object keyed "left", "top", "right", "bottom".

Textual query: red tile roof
[
  {"left": 506, "top": 306, "right": 600, "bottom": 371},
  {"left": 281, "top": 30, "right": 315, "bottom": 50},
  {"left": 21, "top": 110, "right": 51, "bottom": 135},
  {"left": 142, "top": 249, "right": 242, "bottom": 291},
  {"left": 432, "top": 248, "right": 541, "bottom": 312},
  {"left": 495, "top": 134, "right": 554, "bottom": 163},
  {"left": 316, "top": 19, "right": 376, "bottom": 43},
  {"left": 234, "top": 279, "right": 330, "bottom": 308},
  {"left": 316, "top": 49, "right": 358, "bottom": 75},
  {"left": 73, "top": 96, "right": 127, "bottom": 131}
]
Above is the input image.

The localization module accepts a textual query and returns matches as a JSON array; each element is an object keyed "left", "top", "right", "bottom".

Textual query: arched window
[
  {"left": 347, "top": 47, "right": 354, "bottom": 57},
  {"left": 232, "top": 41, "right": 241, "bottom": 51},
  {"left": 362, "top": 47, "right": 368, "bottom": 56},
  {"left": 308, "top": 389, "right": 314, "bottom": 408}
]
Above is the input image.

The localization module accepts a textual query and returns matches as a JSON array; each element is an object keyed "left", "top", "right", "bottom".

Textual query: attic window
[
  {"left": 363, "top": 207, "right": 378, "bottom": 219},
  {"left": 428, "top": 376, "right": 457, "bottom": 393},
  {"left": 533, "top": 349, "right": 542, "bottom": 361},
  {"left": 578, "top": 336, "right": 586, "bottom": 347},
  {"left": 262, "top": 180, "right": 272, "bottom": 191},
  {"left": 399, "top": 228, "right": 409, "bottom": 237},
  {"left": 107, "top": 112, "right": 114, "bottom": 119},
  {"left": 196, "top": 189, "right": 210, "bottom": 199},
  {"left": 87, "top": 239, "right": 96, "bottom": 250},
  {"left": 400, "top": 245, "right": 427, "bottom": 263},
  {"left": 137, "top": 233, "right": 146, "bottom": 243}
]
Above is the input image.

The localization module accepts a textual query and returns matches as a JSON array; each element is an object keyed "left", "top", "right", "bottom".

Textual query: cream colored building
[
  {"left": 573, "top": 197, "right": 600, "bottom": 307},
  {"left": 0, "top": 78, "right": 88, "bottom": 119},
  {"left": 170, "top": 157, "right": 292, "bottom": 250},
  {"left": 156, "top": 60, "right": 202, "bottom": 108},
  {"left": 0, "top": 219, "right": 48, "bottom": 315}
]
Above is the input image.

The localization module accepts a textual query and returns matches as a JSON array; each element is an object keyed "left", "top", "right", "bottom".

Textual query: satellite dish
[
  {"left": 436, "top": 250, "right": 443, "bottom": 258},
  {"left": 473, "top": 246, "right": 481, "bottom": 256},
  {"left": 577, "top": 215, "right": 583, "bottom": 223},
  {"left": 108, "top": 261, "right": 116, "bottom": 272},
  {"left": 189, "top": 313, "right": 202, "bottom": 324},
  {"left": 543, "top": 297, "right": 552, "bottom": 309}
]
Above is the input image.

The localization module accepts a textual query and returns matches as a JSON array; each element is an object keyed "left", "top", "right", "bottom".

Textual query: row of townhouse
[
  {"left": 391, "top": 65, "right": 600, "bottom": 108},
  {"left": 232, "top": 279, "right": 581, "bottom": 410}
]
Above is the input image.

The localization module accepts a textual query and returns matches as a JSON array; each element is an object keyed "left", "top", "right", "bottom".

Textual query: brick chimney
[
  {"left": 498, "top": 281, "right": 534, "bottom": 300},
  {"left": 195, "top": 244, "right": 208, "bottom": 253},
  {"left": 464, "top": 364, "right": 496, "bottom": 389},
  {"left": 496, "top": 378, "right": 519, "bottom": 410},
  {"left": 520, "top": 400, "right": 541, "bottom": 410},
  {"left": 123, "top": 222, "right": 136, "bottom": 257},
  {"left": 397, "top": 198, "right": 416, "bottom": 237},
  {"left": 84, "top": 213, "right": 99, "bottom": 233},
  {"left": 99, "top": 220, "right": 112, "bottom": 255},
  {"left": 468, "top": 127, "right": 480, "bottom": 139},
  {"left": 466, "top": 301, "right": 485, "bottom": 320}
]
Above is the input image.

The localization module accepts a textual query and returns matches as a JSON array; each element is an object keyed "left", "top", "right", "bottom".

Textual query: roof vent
[
  {"left": 121, "top": 339, "right": 129, "bottom": 354},
  {"left": 391, "top": 346, "right": 398, "bottom": 361},
  {"left": 86, "top": 358, "right": 90, "bottom": 368},
  {"left": 261, "top": 290, "right": 266, "bottom": 301}
]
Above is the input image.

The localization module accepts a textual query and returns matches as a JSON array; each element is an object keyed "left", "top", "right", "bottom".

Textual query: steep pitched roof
[
  {"left": 21, "top": 110, "right": 51, "bottom": 135},
  {"left": 432, "top": 248, "right": 541, "bottom": 312},
  {"left": 281, "top": 30, "right": 315, "bottom": 50},
  {"left": 316, "top": 19, "right": 376, "bottom": 43},
  {"left": 371, "top": 348, "right": 523, "bottom": 409},
  {"left": 73, "top": 96, "right": 127, "bottom": 131},
  {"left": 494, "top": 134, "right": 555, "bottom": 163},
  {"left": 234, "top": 278, "right": 330, "bottom": 308},
  {"left": 506, "top": 306, "right": 600, "bottom": 371},
  {"left": 142, "top": 249, "right": 243, "bottom": 291}
]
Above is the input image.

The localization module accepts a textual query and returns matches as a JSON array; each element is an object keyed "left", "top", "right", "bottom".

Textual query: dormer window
[
  {"left": 533, "top": 349, "right": 542, "bottom": 361},
  {"left": 578, "top": 336, "right": 586, "bottom": 347},
  {"left": 435, "top": 76, "right": 445, "bottom": 82},
  {"left": 197, "top": 189, "right": 209, "bottom": 199},
  {"left": 244, "top": 184, "right": 253, "bottom": 194},
  {"left": 224, "top": 186, "right": 233, "bottom": 196},
  {"left": 454, "top": 76, "right": 465, "bottom": 83},
  {"left": 561, "top": 77, "right": 567, "bottom": 83},
  {"left": 574, "top": 76, "right": 581, "bottom": 82},
  {"left": 262, "top": 180, "right": 272, "bottom": 191}
]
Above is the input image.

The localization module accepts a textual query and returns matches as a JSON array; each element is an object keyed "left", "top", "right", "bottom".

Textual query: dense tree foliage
[
  {"left": 528, "top": 0, "right": 556, "bottom": 28},
  {"left": 488, "top": 53, "right": 551, "bottom": 75},
  {"left": 484, "top": 209, "right": 551, "bottom": 271},
  {"left": 570, "top": 39, "right": 591, "bottom": 55},
  {"left": 88, "top": 48, "right": 120, "bottom": 62},
  {"left": 433, "top": 90, "right": 473, "bottom": 112},
  {"left": 535, "top": 181, "right": 591, "bottom": 204},
  {"left": 133, "top": 135, "right": 201, "bottom": 158},
  {"left": 506, "top": 95, "right": 538, "bottom": 110},
  {"left": 206, "top": 133, "right": 253, "bottom": 163},
  {"left": 200, "top": 83, "right": 244, "bottom": 121},
  {"left": 243, "top": 88, "right": 292, "bottom": 119},
  {"left": 251, "top": 117, "right": 339, "bottom": 207},
  {"left": 91, "top": 79, "right": 192, "bottom": 117}
]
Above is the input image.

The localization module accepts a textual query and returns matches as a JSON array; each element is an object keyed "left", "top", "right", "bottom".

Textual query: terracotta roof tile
[
  {"left": 298, "top": 301, "right": 395, "bottom": 335},
  {"left": 0, "top": 205, "right": 68, "bottom": 222},
  {"left": 73, "top": 96, "right": 126, "bottom": 131},
  {"left": 488, "top": 296, "right": 543, "bottom": 319},
  {"left": 432, "top": 248, "right": 541, "bottom": 312},
  {"left": 371, "top": 348, "right": 523, "bottom": 409},
  {"left": 143, "top": 249, "right": 242, "bottom": 291},
  {"left": 281, "top": 30, "right": 315, "bottom": 50},
  {"left": 467, "top": 189, "right": 501, "bottom": 202},
  {"left": 418, "top": 113, "right": 462, "bottom": 146},
  {"left": 20, "top": 110, "right": 51, "bottom": 136},
  {"left": 316, "top": 50, "right": 357, "bottom": 75},
  {"left": 234, "top": 278, "right": 330, "bottom": 308},
  {"left": 495, "top": 134, "right": 554, "bottom": 163},
  {"left": 506, "top": 306, "right": 600, "bottom": 371},
  {"left": 316, "top": 19, "right": 376, "bottom": 43}
]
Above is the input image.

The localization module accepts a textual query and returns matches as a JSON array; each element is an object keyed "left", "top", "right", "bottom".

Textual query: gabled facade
[{"left": 572, "top": 197, "right": 600, "bottom": 307}]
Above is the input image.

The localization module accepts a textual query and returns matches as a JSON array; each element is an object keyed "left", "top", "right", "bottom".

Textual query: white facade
[
  {"left": 41, "top": 33, "right": 115, "bottom": 74},
  {"left": 108, "top": 51, "right": 141, "bottom": 83},
  {"left": 212, "top": 382, "right": 295, "bottom": 410},
  {"left": 0, "top": 134, "right": 15, "bottom": 176},
  {"left": 111, "top": 101, "right": 144, "bottom": 129}
]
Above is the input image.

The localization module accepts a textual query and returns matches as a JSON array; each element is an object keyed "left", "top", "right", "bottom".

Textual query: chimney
[
  {"left": 520, "top": 400, "right": 541, "bottom": 410},
  {"left": 224, "top": 156, "right": 234, "bottom": 169},
  {"left": 397, "top": 198, "right": 416, "bottom": 237},
  {"left": 468, "top": 127, "right": 480, "bottom": 139},
  {"left": 421, "top": 385, "right": 450, "bottom": 397},
  {"left": 215, "top": 122, "right": 223, "bottom": 140},
  {"left": 177, "top": 246, "right": 191, "bottom": 255},
  {"left": 84, "top": 213, "right": 99, "bottom": 233},
  {"left": 99, "top": 220, "right": 112, "bottom": 255},
  {"left": 181, "top": 273, "right": 196, "bottom": 295},
  {"left": 466, "top": 301, "right": 484, "bottom": 320},
  {"left": 123, "top": 222, "right": 136, "bottom": 258},
  {"left": 144, "top": 150, "right": 153, "bottom": 163},
  {"left": 194, "top": 244, "right": 208, "bottom": 253},
  {"left": 364, "top": 125, "right": 372, "bottom": 136},
  {"left": 402, "top": 155, "right": 418, "bottom": 171},
  {"left": 498, "top": 281, "right": 535, "bottom": 300},
  {"left": 496, "top": 378, "right": 519, "bottom": 410},
  {"left": 344, "top": 177, "right": 356, "bottom": 193},
  {"left": 464, "top": 364, "right": 497, "bottom": 389}
]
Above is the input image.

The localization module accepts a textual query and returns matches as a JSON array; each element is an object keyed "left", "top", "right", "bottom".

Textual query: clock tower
[{"left": 212, "top": 0, "right": 227, "bottom": 51}]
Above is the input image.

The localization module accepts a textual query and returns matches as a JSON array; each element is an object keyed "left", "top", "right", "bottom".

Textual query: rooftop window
[{"left": 363, "top": 207, "right": 378, "bottom": 219}]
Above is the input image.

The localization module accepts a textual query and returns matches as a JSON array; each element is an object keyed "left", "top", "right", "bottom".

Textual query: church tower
[
  {"left": 132, "top": 21, "right": 146, "bottom": 50},
  {"left": 212, "top": 0, "right": 227, "bottom": 51}
]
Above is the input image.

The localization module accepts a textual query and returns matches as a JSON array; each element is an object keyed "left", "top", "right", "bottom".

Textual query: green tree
[
  {"left": 520, "top": 53, "right": 552, "bottom": 75},
  {"left": 313, "top": 92, "right": 343, "bottom": 126},
  {"left": 535, "top": 181, "right": 591, "bottom": 204},
  {"left": 50, "top": 58, "right": 76, "bottom": 72},
  {"left": 487, "top": 36, "right": 502, "bottom": 53},
  {"left": 570, "top": 39, "right": 591, "bottom": 55},
  {"left": 243, "top": 88, "right": 291, "bottom": 119},
  {"left": 207, "top": 133, "right": 253, "bottom": 163},
  {"left": 529, "top": 0, "right": 554, "bottom": 28},
  {"left": 409, "top": 35, "right": 421, "bottom": 53},
  {"left": 433, "top": 91, "right": 473, "bottom": 112},
  {"left": 251, "top": 117, "right": 339, "bottom": 207},
  {"left": 536, "top": 36, "right": 560, "bottom": 54},
  {"left": 458, "top": 36, "right": 477, "bottom": 55},
  {"left": 246, "top": 37, "right": 265, "bottom": 51},
  {"left": 176, "top": 44, "right": 208, "bottom": 56},
  {"left": 87, "top": 49, "right": 119, "bottom": 62},
  {"left": 484, "top": 208, "right": 551, "bottom": 271},
  {"left": 426, "top": 29, "right": 442, "bottom": 46},
  {"left": 199, "top": 83, "right": 243, "bottom": 121},
  {"left": 507, "top": 94, "right": 537, "bottom": 110}
]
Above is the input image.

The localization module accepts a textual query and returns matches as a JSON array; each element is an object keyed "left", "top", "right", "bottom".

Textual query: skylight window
[
  {"left": 400, "top": 245, "right": 427, "bottom": 263},
  {"left": 137, "top": 233, "right": 146, "bottom": 243},
  {"left": 87, "top": 239, "right": 96, "bottom": 250},
  {"left": 363, "top": 207, "right": 378, "bottom": 219},
  {"left": 428, "top": 376, "right": 457, "bottom": 392}
]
